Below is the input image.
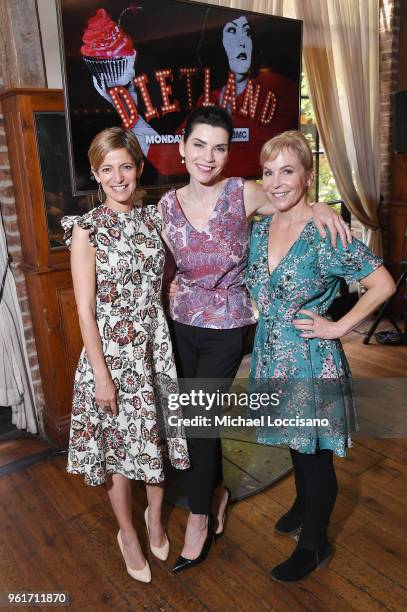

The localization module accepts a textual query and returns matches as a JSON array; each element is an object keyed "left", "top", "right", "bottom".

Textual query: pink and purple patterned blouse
[{"left": 160, "top": 177, "right": 256, "bottom": 329}]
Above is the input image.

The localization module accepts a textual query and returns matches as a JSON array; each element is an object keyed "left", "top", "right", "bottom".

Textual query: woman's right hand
[
  {"left": 92, "top": 74, "right": 112, "bottom": 103},
  {"left": 95, "top": 373, "right": 118, "bottom": 416},
  {"left": 92, "top": 61, "right": 137, "bottom": 103}
]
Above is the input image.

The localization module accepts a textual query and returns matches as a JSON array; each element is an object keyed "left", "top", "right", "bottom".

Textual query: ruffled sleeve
[
  {"left": 317, "top": 230, "right": 383, "bottom": 284},
  {"left": 61, "top": 212, "right": 97, "bottom": 250}
]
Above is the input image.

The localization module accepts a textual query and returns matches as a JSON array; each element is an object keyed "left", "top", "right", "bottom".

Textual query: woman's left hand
[
  {"left": 167, "top": 277, "right": 178, "bottom": 298},
  {"left": 292, "top": 309, "right": 342, "bottom": 340},
  {"left": 311, "top": 203, "right": 352, "bottom": 248}
]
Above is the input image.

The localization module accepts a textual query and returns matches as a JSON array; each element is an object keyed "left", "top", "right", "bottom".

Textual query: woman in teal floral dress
[
  {"left": 246, "top": 131, "right": 395, "bottom": 582},
  {"left": 62, "top": 127, "right": 189, "bottom": 583}
]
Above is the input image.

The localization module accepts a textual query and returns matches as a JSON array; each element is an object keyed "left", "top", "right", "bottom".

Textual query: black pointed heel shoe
[
  {"left": 172, "top": 514, "right": 215, "bottom": 573},
  {"left": 270, "top": 541, "right": 333, "bottom": 583}
]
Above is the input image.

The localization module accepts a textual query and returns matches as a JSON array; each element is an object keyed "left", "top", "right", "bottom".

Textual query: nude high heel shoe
[
  {"left": 117, "top": 531, "right": 151, "bottom": 583},
  {"left": 144, "top": 507, "right": 170, "bottom": 561}
]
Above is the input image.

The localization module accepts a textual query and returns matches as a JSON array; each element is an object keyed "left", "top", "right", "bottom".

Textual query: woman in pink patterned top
[
  {"left": 161, "top": 176, "right": 255, "bottom": 329},
  {"left": 156, "top": 106, "right": 351, "bottom": 573}
]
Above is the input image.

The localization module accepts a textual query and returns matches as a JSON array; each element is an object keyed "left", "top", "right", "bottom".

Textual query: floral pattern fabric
[
  {"left": 61, "top": 205, "right": 190, "bottom": 486},
  {"left": 160, "top": 177, "right": 256, "bottom": 329},
  {"left": 246, "top": 217, "right": 383, "bottom": 456}
]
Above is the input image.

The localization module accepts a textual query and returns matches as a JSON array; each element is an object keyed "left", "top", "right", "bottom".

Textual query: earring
[
  {"left": 98, "top": 183, "right": 104, "bottom": 203},
  {"left": 181, "top": 157, "right": 185, "bottom": 165}
]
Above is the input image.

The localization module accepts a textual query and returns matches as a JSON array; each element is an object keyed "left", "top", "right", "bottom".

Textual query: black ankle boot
[
  {"left": 275, "top": 501, "right": 303, "bottom": 536},
  {"left": 270, "top": 541, "right": 333, "bottom": 582}
]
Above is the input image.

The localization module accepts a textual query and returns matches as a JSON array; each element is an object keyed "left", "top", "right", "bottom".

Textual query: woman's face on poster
[{"left": 222, "top": 16, "right": 253, "bottom": 77}]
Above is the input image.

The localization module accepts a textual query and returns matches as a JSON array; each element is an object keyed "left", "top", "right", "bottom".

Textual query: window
[
  {"left": 300, "top": 74, "right": 366, "bottom": 238},
  {"left": 300, "top": 74, "right": 340, "bottom": 205}
]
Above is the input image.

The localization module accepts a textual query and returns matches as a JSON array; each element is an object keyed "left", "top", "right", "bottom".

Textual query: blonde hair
[
  {"left": 260, "top": 130, "right": 313, "bottom": 173},
  {"left": 88, "top": 127, "right": 143, "bottom": 171}
]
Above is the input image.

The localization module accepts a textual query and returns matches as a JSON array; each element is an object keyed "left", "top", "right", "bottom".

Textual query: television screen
[{"left": 58, "top": 0, "right": 302, "bottom": 194}]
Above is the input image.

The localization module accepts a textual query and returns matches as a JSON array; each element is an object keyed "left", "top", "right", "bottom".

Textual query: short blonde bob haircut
[
  {"left": 260, "top": 130, "right": 313, "bottom": 173},
  {"left": 88, "top": 126, "right": 143, "bottom": 171}
]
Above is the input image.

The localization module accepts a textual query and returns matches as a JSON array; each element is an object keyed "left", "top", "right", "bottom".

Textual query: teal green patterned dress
[{"left": 246, "top": 217, "right": 382, "bottom": 456}]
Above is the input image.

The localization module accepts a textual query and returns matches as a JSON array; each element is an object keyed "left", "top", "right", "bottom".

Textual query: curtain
[
  {"left": 0, "top": 212, "right": 38, "bottom": 433},
  {"left": 296, "top": 0, "right": 382, "bottom": 255},
  {"left": 191, "top": 0, "right": 382, "bottom": 255}
]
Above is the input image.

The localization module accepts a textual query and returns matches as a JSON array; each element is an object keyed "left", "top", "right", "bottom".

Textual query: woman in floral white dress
[{"left": 62, "top": 127, "right": 189, "bottom": 583}]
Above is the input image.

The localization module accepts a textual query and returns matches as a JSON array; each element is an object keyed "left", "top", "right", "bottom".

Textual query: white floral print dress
[{"left": 62, "top": 204, "right": 190, "bottom": 485}]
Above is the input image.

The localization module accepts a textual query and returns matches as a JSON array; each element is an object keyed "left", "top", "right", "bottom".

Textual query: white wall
[{"left": 36, "top": 0, "right": 63, "bottom": 88}]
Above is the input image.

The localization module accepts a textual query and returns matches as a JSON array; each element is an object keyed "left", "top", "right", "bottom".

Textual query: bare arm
[
  {"left": 243, "top": 179, "right": 352, "bottom": 248},
  {"left": 71, "top": 225, "right": 117, "bottom": 415},
  {"left": 293, "top": 266, "right": 396, "bottom": 339},
  {"left": 243, "top": 179, "right": 273, "bottom": 218}
]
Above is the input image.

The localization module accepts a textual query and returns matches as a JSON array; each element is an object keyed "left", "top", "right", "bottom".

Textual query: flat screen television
[{"left": 57, "top": 0, "right": 302, "bottom": 195}]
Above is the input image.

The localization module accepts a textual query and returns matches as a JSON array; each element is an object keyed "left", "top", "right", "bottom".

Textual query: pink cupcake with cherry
[{"left": 81, "top": 7, "right": 138, "bottom": 87}]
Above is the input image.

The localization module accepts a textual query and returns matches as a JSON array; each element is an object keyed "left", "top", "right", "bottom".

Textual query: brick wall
[
  {"left": 0, "top": 79, "right": 45, "bottom": 432},
  {"left": 380, "top": 0, "right": 401, "bottom": 260}
]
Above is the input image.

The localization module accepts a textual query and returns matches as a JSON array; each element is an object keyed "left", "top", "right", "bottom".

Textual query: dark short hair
[{"left": 184, "top": 105, "right": 233, "bottom": 144}]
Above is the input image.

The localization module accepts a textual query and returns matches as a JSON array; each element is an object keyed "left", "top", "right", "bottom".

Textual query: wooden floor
[{"left": 1, "top": 324, "right": 407, "bottom": 611}]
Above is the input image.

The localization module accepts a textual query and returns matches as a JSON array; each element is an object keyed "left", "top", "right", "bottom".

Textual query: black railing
[{"left": 327, "top": 200, "right": 351, "bottom": 224}]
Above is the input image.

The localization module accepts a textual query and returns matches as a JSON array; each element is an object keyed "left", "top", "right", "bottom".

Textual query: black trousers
[
  {"left": 290, "top": 448, "right": 338, "bottom": 550},
  {"left": 170, "top": 320, "right": 246, "bottom": 514}
]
